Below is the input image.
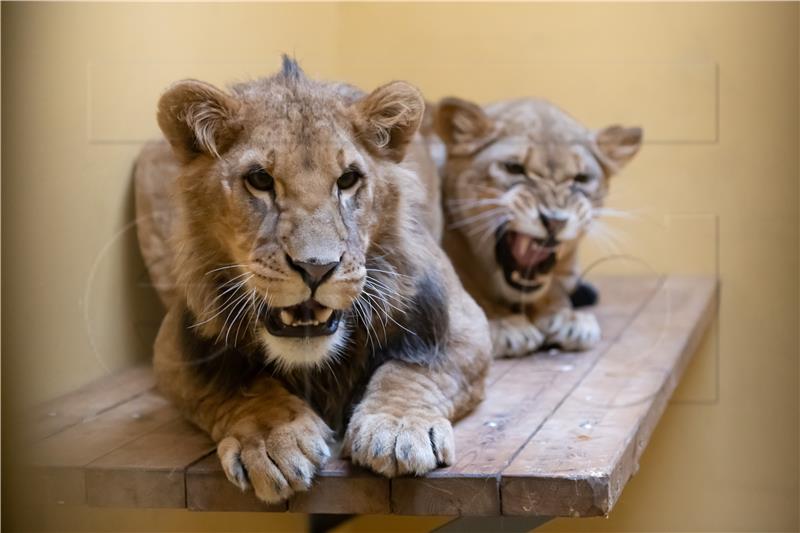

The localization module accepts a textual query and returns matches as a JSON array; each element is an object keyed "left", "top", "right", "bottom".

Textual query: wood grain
[
  {"left": 30, "top": 390, "right": 178, "bottom": 505},
  {"left": 186, "top": 453, "right": 287, "bottom": 512},
  {"left": 186, "top": 444, "right": 391, "bottom": 514},
  {"left": 27, "top": 364, "right": 155, "bottom": 442},
  {"left": 24, "top": 276, "right": 717, "bottom": 517},
  {"left": 289, "top": 459, "right": 390, "bottom": 515},
  {"left": 501, "top": 276, "right": 718, "bottom": 517},
  {"left": 86, "top": 417, "right": 215, "bottom": 508}
]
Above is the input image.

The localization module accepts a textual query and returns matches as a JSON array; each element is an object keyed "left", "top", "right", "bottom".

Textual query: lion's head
[
  {"left": 435, "top": 98, "right": 642, "bottom": 305},
  {"left": 158, "top": 57, "right": 428, "bottom": 370}
]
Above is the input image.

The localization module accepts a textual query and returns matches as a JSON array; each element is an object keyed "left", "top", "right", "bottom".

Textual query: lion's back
[{"left": 134, "top": 139, "right": 182, "bottom": 308}]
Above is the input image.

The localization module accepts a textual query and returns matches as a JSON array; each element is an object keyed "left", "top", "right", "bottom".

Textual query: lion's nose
[
  {"left": 286, "top": 255, "right": 340, "bottom": 289},
  {"left": 539, "top": 212, "right": 567, "bottom": 238}
]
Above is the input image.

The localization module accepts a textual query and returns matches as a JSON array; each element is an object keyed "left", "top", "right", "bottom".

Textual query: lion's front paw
[
  {"left": 541, "top": 309, "right": 601, "bottom": 351},
  {"left": 217, "top": 414, "right": 332, "bottom": 504},
  {"left": 491, "top": 314, "right": 545, "bottom": 358},
  {"left": 343, "top": 412, "right": 454, "bottom": 477}
]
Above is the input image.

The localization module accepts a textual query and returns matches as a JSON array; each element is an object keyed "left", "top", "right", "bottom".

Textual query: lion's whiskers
[
  {"left": 219, "top": 288, "right": 253, "bottom": 346},
  {"left": 586, "top": 218, "right": 625, "bottom": 254},
  {"left": 446, "top": 198, "right": 505, "bottom": 214},
  {"left": 213, "top": 290, "right": 249, "bottom": 343},
  {"left": 204, "top": 263, "right": 249, "bottom": 276},
  {"left": 474, "top": 184, "right": 506, "bottom": 196},
  {"left": 364, "top": 276, "right": 411, "bottom": 306},
  {"left": 232, "top": 289, "right": 257, "bottom": 344},
  {"left": 199, "top": 271, "right": 252, "bottom": 313},
  {"left": 352, "top": 298, "right": 379, "bottom": 352},
  {"left": 191, "top": 274, "right": 254, "bottom": 329},
  {"left": 471, "top": 214, "right": 512, "bottom": 249},
  {"left": 362, "top": 281, "right": 417, "bottom": 338},
  {"left": 593, "top": 207, "right": 638, "bottom": 220},
  {"left": 366, "top": 267, "right": 412, "bottom": 280}
]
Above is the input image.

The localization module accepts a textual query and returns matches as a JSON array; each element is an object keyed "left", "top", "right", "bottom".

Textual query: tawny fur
[
  {"left": 435, "top": 97, "right": 642, "bottom": 358},
  {"left": 135, "top": 59, "right": 489, "bottom": 504}
]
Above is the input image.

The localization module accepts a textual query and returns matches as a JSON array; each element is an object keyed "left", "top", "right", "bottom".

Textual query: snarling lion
[
  {"left": 434, "top": 97, "right": 642, "bottom": 358},
  {"left": 135, "top": 57, "right": 490, "bottom": 503}
]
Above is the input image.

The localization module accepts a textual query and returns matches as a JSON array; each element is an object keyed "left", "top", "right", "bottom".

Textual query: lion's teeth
[
  {"left": 316, "top": 308, "right": 333, "bottom": 323},
  {"left": 278, "top": 305, "right": 334, "bottom": 328},
  {"left": 511, "top": 270, "right": 540, "bottom": 287}
]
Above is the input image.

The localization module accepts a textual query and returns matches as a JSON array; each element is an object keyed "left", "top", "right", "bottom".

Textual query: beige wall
[{"left": 2, "top": 2, "right": 798, "bottom": 531}]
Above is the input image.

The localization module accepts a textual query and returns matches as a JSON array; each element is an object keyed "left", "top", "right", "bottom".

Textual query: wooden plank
[
  {"left": 585, "top": 276, "right": 663, "bottom": 317},
  {"left": 30, "top": 390, "right": 178, "bottom": 505},
  {"left": 501, "top": 276, "right": 717, "bottom": 517},
  {"left": 27, "top": 364, "right": 154, "bottom": 441},
  {"left": 86, "top": 418, "right": 215, "bottom": 508},
  {"left": 187, "top": 446, "right": 389, "bottom": 513},
  {"left": 289, "top": 459, "right": 390, "bottom": 515},
  {"left": 186, "top": 453, "right": 287, "bottom": 512},
  {"left": 391, "top": 277, "right": 662, "bottom": 516}
]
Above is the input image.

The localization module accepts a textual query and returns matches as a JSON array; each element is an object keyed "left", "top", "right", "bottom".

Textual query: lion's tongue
[{"left": 510, "top": 233, "right": 551, "bottom": 268}]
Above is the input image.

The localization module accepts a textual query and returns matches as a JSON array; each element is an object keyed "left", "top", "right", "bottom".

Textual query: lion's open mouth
[
  {"left": 264, "top": 300, "right": 342, "bottom": 337},
  {"left": 495, "top": 230, "right": 557, "bottom": 292}
]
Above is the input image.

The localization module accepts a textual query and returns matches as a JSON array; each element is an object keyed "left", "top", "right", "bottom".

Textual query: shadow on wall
[
  {"left": 124, "top": 165, "right": 166, "bottom": 363},
  {"left": 85, "top": 166, "right": 165, "bottom": 374}
]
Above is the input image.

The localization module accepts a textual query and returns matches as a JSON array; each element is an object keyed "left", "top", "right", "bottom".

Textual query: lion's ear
[
  {"left": 594, "top": 125, "right": 643, "bottom": 174},
  {"left": 157, "top": 80, "right": 242, "bottom": 163},
  {"left": 435, "top": 97, "right": 498, "bottom": 156},
  {"left": 353, "top": 81, "right": 425, "bottom": 163}
]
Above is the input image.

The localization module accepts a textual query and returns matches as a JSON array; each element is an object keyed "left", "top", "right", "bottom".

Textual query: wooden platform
[{"left": 27, "top": 276, "right": 717, "bottom": 517}]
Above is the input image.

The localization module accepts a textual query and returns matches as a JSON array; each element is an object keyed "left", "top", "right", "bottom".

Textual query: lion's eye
[
  {"left": 504, "top": 162, "right": 527, "bottom": 175},
  {"left": 244, "top": 168, "right": 275, "bottom": 192},
  {"left": 337, "top": 168, "right": 363, "bottom": 190},
  {"left": 574, "top": 173, "right": 593, "bottom": 184}
]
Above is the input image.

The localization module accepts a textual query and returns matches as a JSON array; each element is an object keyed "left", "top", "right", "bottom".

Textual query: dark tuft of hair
[
  {"left": 570, "top": 281, "right": 599, "bottom": 308},
  {"left": 281, "top": 54, "right": 304, "bottom": 81}
]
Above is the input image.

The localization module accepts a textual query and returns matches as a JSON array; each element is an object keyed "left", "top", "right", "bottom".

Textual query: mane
[{"left": 280, "top": 54, "right": 304, "bottom": 81}]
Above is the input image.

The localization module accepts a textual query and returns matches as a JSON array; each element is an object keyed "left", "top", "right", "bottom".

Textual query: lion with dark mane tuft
[{"left": 135, "top": 57, "right": 490, "bottom": 503}]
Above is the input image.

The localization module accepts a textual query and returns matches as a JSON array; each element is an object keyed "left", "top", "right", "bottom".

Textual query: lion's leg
[
  {"left": 529, "top": 285, "right": 601, "bottom": 351},
  {"left": 534, "top": 307, "right": 601, "bottom": 351},
  {"left": 154, "top": 306, "right": 332, "bottom": 503},
  {"left": 343, "top": 281, "right": 490, "bottom": 477},
  {"left": 489, "top": 315, "right": 546, "bottom": 358}
]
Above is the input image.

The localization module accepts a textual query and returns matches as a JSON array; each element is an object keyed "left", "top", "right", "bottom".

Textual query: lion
[
  {"left": 134, "top": 57, "right": 490, "bottom": 503},
  {"left": 434, "top": 97, "right": 642, "bottom": 358}
]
